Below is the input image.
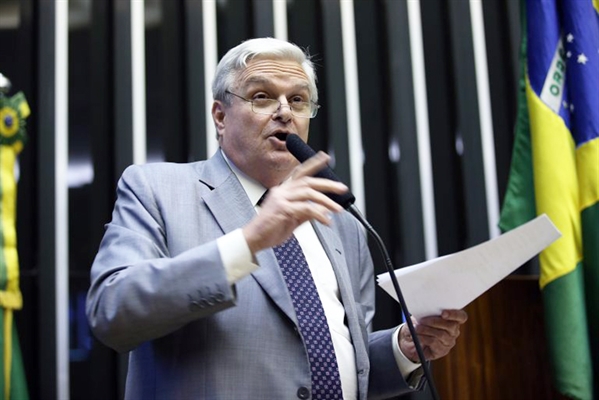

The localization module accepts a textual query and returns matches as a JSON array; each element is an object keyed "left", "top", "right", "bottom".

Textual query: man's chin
[{"left": 267, "top": 155, "right": 296, "bottom": 173}]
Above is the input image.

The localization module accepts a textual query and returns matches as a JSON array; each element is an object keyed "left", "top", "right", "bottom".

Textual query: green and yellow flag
[
  {"left": 0, "top": 88, "right": 29, "bottom": 399},
  {"left": 500, "top": 0, "right": 599, "bottom": 398}
]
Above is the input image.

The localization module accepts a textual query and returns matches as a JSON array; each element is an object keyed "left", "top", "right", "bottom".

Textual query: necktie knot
[{"left": 256, "top": 190, "right": 268, "bottom": 207}]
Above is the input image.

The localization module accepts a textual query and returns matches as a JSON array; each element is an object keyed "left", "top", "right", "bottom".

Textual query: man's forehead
[{"left": 237, "top": 58, "right": 310, "bottom": 88}]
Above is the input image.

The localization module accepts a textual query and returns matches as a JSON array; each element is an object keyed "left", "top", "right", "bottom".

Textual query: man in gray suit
[{"left": 87, "top": 38, "right": 467, "bottom": 399}]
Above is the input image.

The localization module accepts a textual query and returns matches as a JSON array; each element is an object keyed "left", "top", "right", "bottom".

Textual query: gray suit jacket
[{"left": 86, "top": 151, "right": 418, "bottom": 399}]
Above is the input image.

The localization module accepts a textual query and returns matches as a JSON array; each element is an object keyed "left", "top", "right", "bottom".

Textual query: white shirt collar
[{"left": 220, "top": 149, "right": 267, "bottom": 207}]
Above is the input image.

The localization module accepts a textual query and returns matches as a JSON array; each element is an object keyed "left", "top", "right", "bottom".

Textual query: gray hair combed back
[{"left": 212, "top": 38, "right": 318, "bottom": 104}]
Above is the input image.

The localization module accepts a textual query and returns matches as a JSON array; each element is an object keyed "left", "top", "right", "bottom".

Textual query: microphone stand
[{"left": 347, "top": 205, "right": 440, "bottom": 400}]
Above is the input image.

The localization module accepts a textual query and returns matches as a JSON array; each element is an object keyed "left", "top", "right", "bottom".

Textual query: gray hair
[{"left": 212, "top": 38, "right": 318, "bottom": 104}]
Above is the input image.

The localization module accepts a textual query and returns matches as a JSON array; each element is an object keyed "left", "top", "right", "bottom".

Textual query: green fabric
[
  {"left": 581, "top": 203, "right": 599, "bottom": 397},
  {"left": 498, "top": 1, "right": 535, "bottom": 233},
  {"left": 0, "top": 309, "right": 29, "bottom": 400},
  {"left": 9, "top": 326, "right": 28, "bottom": 400},
  {"left": 542, "top": 265, "right": 593, "bottom": 400}
]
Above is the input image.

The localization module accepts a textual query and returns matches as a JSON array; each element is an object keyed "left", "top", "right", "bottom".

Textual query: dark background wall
[{"left": 0, "top": 0, "right": 560, "bottom": 399}]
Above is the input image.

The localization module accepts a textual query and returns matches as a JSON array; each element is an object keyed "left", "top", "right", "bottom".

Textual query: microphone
[
  {"left": 285, "top": 133, "right": 441, "bottom": 400},
  {"left": 285, "top": 134, "right": 356, "bottom": 209}
]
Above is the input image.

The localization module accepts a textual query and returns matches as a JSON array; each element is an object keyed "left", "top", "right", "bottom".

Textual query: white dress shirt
[{"left": 215, "top": 152, "right": 420, "bottom": 398}]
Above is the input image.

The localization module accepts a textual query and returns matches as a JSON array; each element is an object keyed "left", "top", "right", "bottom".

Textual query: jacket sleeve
[
  {"left": 86, "top": 165, "right": 236, "bottom": 353},
  {"left": 343, "top": 214, "right": 423, "bottom": 398}
]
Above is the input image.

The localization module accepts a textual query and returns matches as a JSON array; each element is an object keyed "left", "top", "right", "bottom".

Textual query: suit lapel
[
  {"left": 197, "top": 153, "right": 368, "bottom": 343},
  {"left": 201, "top": 173, "right": 255, "bottom": 234},
  {"left": 311, "top": 220, "right": 360, "bottom": 322},
  {"left": 312, "top": 220, "right": 370, "bottom": 392},
  {"left": 252, "top": 250, "right": 297, "bottom": 323},
  {"left": 198, "top": 152, "right": 297, "bottom": 324}
]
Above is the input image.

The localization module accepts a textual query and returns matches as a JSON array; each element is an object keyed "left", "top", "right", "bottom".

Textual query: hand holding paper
[
  {"left": 398, "top": 309, "right": 468, "bottom": 363},
  {"left": 377, "top": 214, "right": 561, "bottom": 320}
]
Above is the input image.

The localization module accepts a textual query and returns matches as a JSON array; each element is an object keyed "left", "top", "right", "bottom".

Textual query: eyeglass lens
[{"left": 252, "top": 98, "right": 313, "bottom": 118}]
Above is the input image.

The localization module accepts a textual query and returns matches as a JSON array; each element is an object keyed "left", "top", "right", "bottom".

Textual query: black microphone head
[
  {"left": 285, "top": 133, "right": 317, "bottom": 162},
  {"left": 285, "top": 134, "right": 356, "bottom": 209}
]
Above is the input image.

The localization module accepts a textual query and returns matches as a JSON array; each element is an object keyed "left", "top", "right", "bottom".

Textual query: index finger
[
  {"left": 440, "top": 309, "right": 468, "bottom": 323},
  {"left": 291, "top": 151, "right": 331, "bottom": 180}
]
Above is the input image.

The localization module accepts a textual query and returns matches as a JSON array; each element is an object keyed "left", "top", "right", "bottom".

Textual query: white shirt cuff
[
  {"left": 392, "top": 324, "right": 422, "bottom": 378},
  {"left": 216, "top": 228, "right": 259, "bottom": 284}
]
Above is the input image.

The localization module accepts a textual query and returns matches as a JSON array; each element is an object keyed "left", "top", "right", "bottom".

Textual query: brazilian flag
[
  {"left": 0, "top": 90, "right": 29, "bottom": 400},
  {"left": 500, "top": 0, "right": 599, "bottom": 399}
]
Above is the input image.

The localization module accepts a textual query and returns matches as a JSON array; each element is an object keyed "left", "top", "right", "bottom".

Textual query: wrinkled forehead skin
[
  {"left": 232, "top": 52, "right": 316, "bottom": 101},
  {"left": 234, "top": 58, "right": 312, "bottom": 94}
]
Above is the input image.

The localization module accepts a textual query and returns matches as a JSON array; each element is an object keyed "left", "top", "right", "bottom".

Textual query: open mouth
[{"left": 273, "top": 132, "right": 289, "bottom": 142}]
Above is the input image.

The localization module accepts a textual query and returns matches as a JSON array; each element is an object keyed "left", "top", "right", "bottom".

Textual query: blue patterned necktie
[{"left": 273, "top": 235, "right": 344, "bottom": 399}]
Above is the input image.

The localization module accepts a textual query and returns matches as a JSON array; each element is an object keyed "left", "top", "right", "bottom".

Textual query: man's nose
[{"left": 273, "top": 98, "right": 293, "bottom": 121}]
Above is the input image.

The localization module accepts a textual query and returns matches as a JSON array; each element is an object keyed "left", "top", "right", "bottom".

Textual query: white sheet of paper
[{"left": 376, "top": 214, "right": 561, "bottom": 320}]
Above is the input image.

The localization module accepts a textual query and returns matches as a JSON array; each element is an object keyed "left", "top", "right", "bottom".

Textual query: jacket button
[
  {"left": 296, "top": 386, "right": 310, "bottom": 399},
  {"left": 198, "top": 299, "right": 209, "bottom": 307}
]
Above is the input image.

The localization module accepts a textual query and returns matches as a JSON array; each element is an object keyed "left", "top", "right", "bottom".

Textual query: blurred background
[{"left": 0, "top": 0, "right": 565, "bottom": 399}]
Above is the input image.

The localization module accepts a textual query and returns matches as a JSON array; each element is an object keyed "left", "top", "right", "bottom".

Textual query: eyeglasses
[{"left": 225, "top": 90, "right": 320, "bottom": 118}]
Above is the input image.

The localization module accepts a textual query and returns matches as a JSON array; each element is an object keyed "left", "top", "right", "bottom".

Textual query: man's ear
[{"left": 212, "top": 101, "right": 226, "bottom": 136}]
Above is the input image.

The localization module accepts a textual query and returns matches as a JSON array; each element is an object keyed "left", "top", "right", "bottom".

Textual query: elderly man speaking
[{"left": 86, "top": 38, "right": 467, "bottom": 400}]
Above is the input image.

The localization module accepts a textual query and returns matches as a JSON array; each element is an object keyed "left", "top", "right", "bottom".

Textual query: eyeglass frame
[{"left": 224, "top": 90, "right": 321, "bottom": 119}]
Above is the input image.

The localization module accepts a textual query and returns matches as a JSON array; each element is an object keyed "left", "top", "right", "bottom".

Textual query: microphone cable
[{"left": 347, "top": 204, "right": 440, "bottom": 400}]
